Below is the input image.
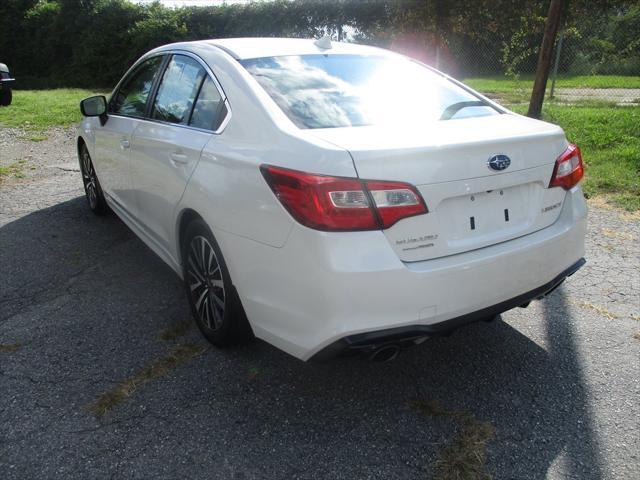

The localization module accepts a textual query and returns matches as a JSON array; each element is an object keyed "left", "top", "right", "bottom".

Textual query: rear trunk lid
[{"left": 309, "top": 113, "right": 569, "bottom": 262}]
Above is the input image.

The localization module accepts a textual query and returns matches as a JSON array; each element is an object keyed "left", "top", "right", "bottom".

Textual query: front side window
[
  {"left": 111, "top": 55, "right": 164, "bottom": 117},
  {"left": 241, "top": 54, "right": 499, "bottom": 129},
  {"left": 151, "top": 55, "right": 206, "bottom": 125}
]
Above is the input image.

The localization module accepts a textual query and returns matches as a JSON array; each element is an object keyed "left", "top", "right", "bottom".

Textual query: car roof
[{"left": 200, "top": 37, "right": 395, "bottom": 60}]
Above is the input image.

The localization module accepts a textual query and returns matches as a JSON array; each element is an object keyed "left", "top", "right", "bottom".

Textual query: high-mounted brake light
[
  {"left": 549, "top": 144, "right": 584, "bottom": 190},
  {"left": 260, "top": 165, "right": 428, "bottom": 232}
]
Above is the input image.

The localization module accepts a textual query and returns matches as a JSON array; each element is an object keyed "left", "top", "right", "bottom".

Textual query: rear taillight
[
  {"left": 550, "top": 144, "right": 584, "bottom": 190},
  {"left": 260, "top": 165, "right": 428, "bottom": 231},
  {"left": 365, "top": 181, "right": 428, "bottom": 229}
]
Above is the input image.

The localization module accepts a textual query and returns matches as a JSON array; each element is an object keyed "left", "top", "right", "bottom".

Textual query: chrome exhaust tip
[{"left": 369, "top": 344, "right": 401, "bottom": 362}]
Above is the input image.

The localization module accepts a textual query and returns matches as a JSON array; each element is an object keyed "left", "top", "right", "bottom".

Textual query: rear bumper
[
  {"left": 310, "top": 257, "right": 585, "bottom": 361},
  {"left": 217, "top": 187, "right": 587, "bottom": 361}
]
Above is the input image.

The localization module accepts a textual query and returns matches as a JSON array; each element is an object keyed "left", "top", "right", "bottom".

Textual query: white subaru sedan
[{"left": 77, "top": 38, "right": 587, "bottom": 361}]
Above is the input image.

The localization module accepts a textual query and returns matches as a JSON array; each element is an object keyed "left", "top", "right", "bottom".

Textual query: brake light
[
  {"left": 550, "top": 144, "right": 584, "bottom": 190},
  {"left": 260, "top": 165, "right": 428, "bottom": 231}
]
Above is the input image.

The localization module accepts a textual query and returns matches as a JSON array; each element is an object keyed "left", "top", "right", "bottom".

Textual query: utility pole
[
  {"left": 527, "top": 0, "right": 565, "bottom": 119},
  {"left": 549, "top": 30, "right": 565, "bottom": 98}
]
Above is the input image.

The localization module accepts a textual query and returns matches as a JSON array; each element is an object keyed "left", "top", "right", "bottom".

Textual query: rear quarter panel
[{"left": 175, "top": 44, "right": 356, "bottom": 270}]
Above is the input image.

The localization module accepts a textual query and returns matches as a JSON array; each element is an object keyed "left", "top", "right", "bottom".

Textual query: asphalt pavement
[{"left": 1, "top": 127, "right": 638, "bottom": 479}]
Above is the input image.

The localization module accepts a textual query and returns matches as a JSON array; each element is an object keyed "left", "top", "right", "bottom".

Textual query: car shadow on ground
[{"left": 0, "top": 196, "right": 604, "bottom": 479}]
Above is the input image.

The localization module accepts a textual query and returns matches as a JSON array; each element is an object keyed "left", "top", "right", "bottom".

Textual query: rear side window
[
  {"left": 111, "top": 55, "right": 164, "bottom": 117},
  {"left": 152, "top": 55, "right": 206, "bottom": 125},
  {"left": 189, "top": 77, "right": 226, "bottom": 131}
]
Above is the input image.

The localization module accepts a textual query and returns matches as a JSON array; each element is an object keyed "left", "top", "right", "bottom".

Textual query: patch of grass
[
  {"left": 544, "top": 105, "right": 639, "bottom": 211},
  {"left": 84, "top": 343, "right": 205, "bottom": 416},
  {"left": 464, "top": 75, "right": 640, "bottom": 92},
  {"left": 0, "top": 343, "right": 22, "bottom": 353},
  {"left": 157, "top": 319, "right": 193, "bottom": 341},
  {"left": 0, "top": 160, "right": 27, "bottom": 182},
  {"left": 509, "top": 103, "right": 640, "bottom": 211},
  {"left": 413, "top": 400, "right": 495, "bottom": 480},
  {"left": 0, "top": 89, "right": 106, "bottom": 131}
]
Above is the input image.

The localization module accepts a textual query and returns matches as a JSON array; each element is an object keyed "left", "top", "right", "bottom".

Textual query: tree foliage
[{"left": 0, "top": 0, "right": 637, "bottom": 88}]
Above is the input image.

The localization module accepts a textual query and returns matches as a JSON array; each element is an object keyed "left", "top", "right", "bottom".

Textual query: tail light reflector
[
  {"left": 550, "top": 144, "right": 584, "bottom": 190},
  {"left": 366, "top": 181, "right": 427, "bottom": 228},
  {"left": 260, "top": 165, "right": 427, "bottom": 231}
]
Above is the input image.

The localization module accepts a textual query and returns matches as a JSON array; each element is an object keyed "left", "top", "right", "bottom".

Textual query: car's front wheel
[
  {"left": 79, "top": 143, "right": 108, "bottom": 215},
  {"left": 0, "top": 87, "right": 11, "bottom": 106},
  {"left": 183, "top": 219, "right": 252, "bottom": 346}
]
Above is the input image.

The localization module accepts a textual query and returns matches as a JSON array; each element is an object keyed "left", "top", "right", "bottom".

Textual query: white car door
[
  {"left": 95, "top": 55, "right": 165, "bottom": 213},
  {"left": 129, "top": 54, "right": 228, "bottom": 252}
]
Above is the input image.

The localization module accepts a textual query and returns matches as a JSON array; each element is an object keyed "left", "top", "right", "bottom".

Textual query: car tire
[
  {"left": 182, "top": 219, "right": 253, "bottom": 347},
  {"left": 79, "top": 143, "right": 109, "bottom": 215},
  {"left": 0, "top": 87, "right": 11, "bottom": 106}
]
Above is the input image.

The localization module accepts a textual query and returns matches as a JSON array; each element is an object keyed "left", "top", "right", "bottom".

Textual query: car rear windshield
[{"left": 240, "top": 54, "right": 499, "bottom": 129}]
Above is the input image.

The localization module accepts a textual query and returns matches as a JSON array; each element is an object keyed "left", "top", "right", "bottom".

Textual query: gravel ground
[
  {"left": 486, "top": 88, "right": 640, "bottom": 106},
  {"left": 1, "top": 127, "right": 639, "bottom": 479},
  {"left": 552, "top": 88, "right": 640, "bottom": 105}
]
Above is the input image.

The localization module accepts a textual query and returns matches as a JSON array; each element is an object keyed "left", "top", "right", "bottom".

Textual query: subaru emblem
[{"left": 488, "top": 154, "right": 511, "bottom": 171}]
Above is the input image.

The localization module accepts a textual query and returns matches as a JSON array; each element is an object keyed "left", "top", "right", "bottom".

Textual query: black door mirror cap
[{"left": 80, "top": 95, "right": 107, "bottom": 118}]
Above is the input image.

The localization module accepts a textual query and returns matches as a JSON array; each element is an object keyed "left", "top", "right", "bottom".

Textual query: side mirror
[{"left": 80, "top": 95, "right": 107, "bottom": 124}]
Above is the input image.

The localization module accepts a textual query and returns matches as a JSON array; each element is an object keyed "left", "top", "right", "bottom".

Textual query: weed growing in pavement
[
  {"left": 412, "top": 399, "right": 496, "bottom": 480},
  {"left": 84, "top": 343, "right": 206, "bottom": 416},
  {"left": 157, "top": 318, "right": 193, "bottom": 341},
  {"left": 0, "top": 343, "right": 22, "bottom": 352},
  {"left": 0, "top": 160, "right": 26, "bottom": 182}
]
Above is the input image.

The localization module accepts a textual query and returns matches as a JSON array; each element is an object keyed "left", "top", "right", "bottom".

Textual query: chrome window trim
[{"left": 108, "top": 49, "right": 232, "bottom": 135}]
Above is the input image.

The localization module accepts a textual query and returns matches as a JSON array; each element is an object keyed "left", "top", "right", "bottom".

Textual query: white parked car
[{"left": 77, "top": 38, "right": 587, "bottom": 361}]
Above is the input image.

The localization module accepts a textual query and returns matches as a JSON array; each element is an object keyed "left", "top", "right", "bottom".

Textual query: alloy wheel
[
  {"left": 81, "top": 149, "right": 98, "bottom": 209},
  {"left": 187, "top": 235, "right": 226, "bottom": 330}
]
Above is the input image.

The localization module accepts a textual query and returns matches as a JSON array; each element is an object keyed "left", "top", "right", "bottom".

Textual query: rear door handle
[
  {"left": 120, "top": 139, "right": 130, "bottom": 149},
  {"left": 170, "top": 151, "right": 188, "bottom": 165}
]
